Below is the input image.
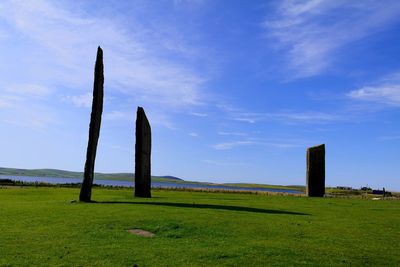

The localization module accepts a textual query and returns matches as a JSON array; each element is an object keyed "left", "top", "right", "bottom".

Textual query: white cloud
[
  {"left": 63, "top": 93, "right": 92, "bottom": 108},
  {"left": 348, "top": 71, "right": 400, "bottom": 106},
  {"left": 217, "top": 131, "right": 247, "bottom": 136},
  {"left": 213, "top": 139, "right": 303, "bottom": 150},
  {"left": 0, "top": 0, "right": 205, "bottom": 108},
  {"left": 271, "top": 112, "right": 339, "bottom": 122},
  {"left": 232, "top": 111, "right": 339, "bottom": 124},
  {"left": 214, "top": 100, "right": 343, "bottom": 125},
  {"left": 216, "top": 103, "right": 340, "bottom": 124},
  {"left": 213, "top": 141, "right": 254, "bottom": 150},
  {"left": 6, "top": 84, "right": 52, "bottom": 97},
  {"left": 174, "top": 0, "right": 205, "bottom": 6},
  {"left": 0, "top": 98, "right": 56, "bottom": 131},
  {"left": 233, "top": 117, "right": 256, "bottom": 124},
  {"left": 2, "top": 113, "right": 54, "bottom": 131},
  {"left": 260, "top": 142, "right": 302, "bottom": 149},
  {"left": 0, "top": 99, "right": 10, "bottom": 108},
  {"left": 0, "top": 82, "right": 56, "bottom": 131},
  {"left": 105, "top": 111, "right": 132, "bottom": 121},
  {"left": 264, "top": 0, "right": 400, "bottom": 78},
  {"left": 190, "top": 112, "right": 208, "bottom": 117},
  {"left": 0, "top": 95, "right": 23, "bottom": 109},
  {"left": 348, "top": 85, "right": 400, "bottom": 106},
  {"left": 189, "top": 132, "right": 199, "bottom": 137},
  {"left": 145, "top": 110, "right": 178, "bottom": 130},
  {"left": 105, "top": 108, "right": 177, "bottom": 129}
]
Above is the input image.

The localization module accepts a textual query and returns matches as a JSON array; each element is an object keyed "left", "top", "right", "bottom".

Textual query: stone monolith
[
  {"left": 80, "top": 46, "right": 104, "bottom": 202},
  {"left": 306, "top": 144, "right": 325, "bottom": 197},
  {"left": 135, "top": 107, "right": 151, "bottom": 198}
]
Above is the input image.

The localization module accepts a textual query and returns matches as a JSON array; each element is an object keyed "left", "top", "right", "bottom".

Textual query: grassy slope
[{"left": 0, "top": 187, "right": 399, "bottom": 266}]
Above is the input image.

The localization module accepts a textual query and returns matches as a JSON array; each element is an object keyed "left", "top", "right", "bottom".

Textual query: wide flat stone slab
[{"left": 127, "top": 229, "right": 155, "bottom": 237}]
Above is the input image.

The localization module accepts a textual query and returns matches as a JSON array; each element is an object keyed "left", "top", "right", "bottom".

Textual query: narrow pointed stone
[
  {"left": 135, "top": 107, "right": 152, "bottom": 198},
  {"left": 306, "top": 144, "right": 325, "bottom": 197},
  {"left": 80, "top": 46, "right": 104, "bottom": 202}
]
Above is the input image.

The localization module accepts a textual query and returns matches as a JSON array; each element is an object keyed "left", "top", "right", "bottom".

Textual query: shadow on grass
[{"left": 94, "top": 201, "right": 309, "bottom": 215}]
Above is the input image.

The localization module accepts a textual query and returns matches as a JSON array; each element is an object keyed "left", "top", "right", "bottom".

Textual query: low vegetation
[{"left": 0, "top": 186, "right": 399, "bottom": 266}]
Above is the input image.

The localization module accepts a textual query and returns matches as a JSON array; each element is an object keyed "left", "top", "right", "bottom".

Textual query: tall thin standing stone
[
  {"left": 306, "top": 144, "right": 325, "bottom": 197},
  {"left": 79, "top": 46, "right": 104, "bottom": 202},
  {"left": 135, "top": 107, "right": 152, "bottom": 198}
]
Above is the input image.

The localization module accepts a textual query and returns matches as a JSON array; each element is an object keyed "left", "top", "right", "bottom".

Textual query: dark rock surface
[
  {"left": 80, "top": 47, "right": 104, "bottom": 202},
  {"left": 135, "top": 107, "right": 152, "bottom": 198},
  {"left": 306, "top": 144, "right": 325, "bottom": 197}
]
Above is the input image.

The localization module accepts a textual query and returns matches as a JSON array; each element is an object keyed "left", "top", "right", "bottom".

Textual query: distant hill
[
  {"left": 0, "top": 167, "right": 183, "bottom": 183},
  {"left": 0, "top": 167, "right": 306, "bottom": 192},
  {"left": 157, "top": 175, "right": 182, "bottom": 181}
]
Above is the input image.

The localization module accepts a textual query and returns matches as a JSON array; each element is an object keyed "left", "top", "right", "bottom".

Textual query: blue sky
[{"left": 1, "top": 0, "right": 400, "bottom": 190}]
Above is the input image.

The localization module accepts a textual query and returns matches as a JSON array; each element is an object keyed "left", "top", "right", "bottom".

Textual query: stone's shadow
[{"left": 95, "top": 201, "right": 310, "bottom": 215}]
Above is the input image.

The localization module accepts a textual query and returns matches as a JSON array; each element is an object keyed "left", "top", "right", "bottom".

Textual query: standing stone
[
  {"left": 306, "top": 144, "right": 325, "bottom": 197},
  {"left": 135, "top": 107, "right": 152, "bottom": 198},
  {"left": 79, "top": 46, "right": 104, "bottom": 202}
]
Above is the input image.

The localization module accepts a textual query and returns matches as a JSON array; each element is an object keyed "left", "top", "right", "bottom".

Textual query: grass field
[{"left": 0, "top": 187, "right": 399, "bottom": 266}]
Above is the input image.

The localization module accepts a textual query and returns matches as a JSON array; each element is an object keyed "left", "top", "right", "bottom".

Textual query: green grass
[{"left": 0, "top": 187, "right": 399, "bottom": 266}]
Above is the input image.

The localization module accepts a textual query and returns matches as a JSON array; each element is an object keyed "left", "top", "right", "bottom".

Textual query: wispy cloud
[
  {"left": 231, "top": 111, "right": 340, "bottom": 124},
  {"left": 189, "top": 132, "right": 199, "bottom": 137},
  {"left": 2, "top": 112, "right": 54, "bottom": 132},
  {"left": 0, "top": 98, "right": 56, "bottom": 131},
  {"left": 216, "top": 103, "right": 340, "bottom": 124},
  {"left": 348, "top": 71, "right": 400, "bottom": 106},
  {"left": 0, "top": 99, "right": 8, "bottom": 108},
  {"left": 63, "top": 93, "right": 92, "bottom": 108},
  {"left": 213, "top": 139, "right": 303, "bottom": 150},
  {"left": 190, "top": 112, "right": 208, "bottom": 117},
  {"left": 0, "top": 85, "right": 56, "bottom": 131},
  {"left": 348, "top": 85, "right": 400, "bottom": 106},
  {"left": 174, "top": 0, "right": 205, "bottom": 6},
  {"left": 0, "top": 0, "right": 205, "bottom": 108},
  {"left": 6, "top": 84, "right": 52, "bottom": 98},
  {"left": 213, "top": 141, "right": 254, "bottom": 150},
  {"left": 264, "top": 0, "right": 400, "bottom": 78},
  {"left": 145, "top": 110, "right": 178, "bottom": 130},
  {"left": 104, "top": 111, "right": 132, "bottom": 121},
  {"left": 217, "top": 131, "right": 247, "bottom": 136},
  {"left": 0, "top": 94, "right": 22, "bottom": 109}
]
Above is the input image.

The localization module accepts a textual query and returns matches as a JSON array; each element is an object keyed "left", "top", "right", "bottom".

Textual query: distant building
[
  {"left": 336, "top": 186, "right": 352, "bottom": 190},
  {"left": 372, "top": 188, "right": 391, "bottom": 196}
]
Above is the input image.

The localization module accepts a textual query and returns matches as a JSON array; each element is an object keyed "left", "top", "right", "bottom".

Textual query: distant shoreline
[
  {"left": 0, "top": 175, "right": 304, "bottom": 195},
  {"left": 0, "top": 166, "right": 305, "bottom": 192}
]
